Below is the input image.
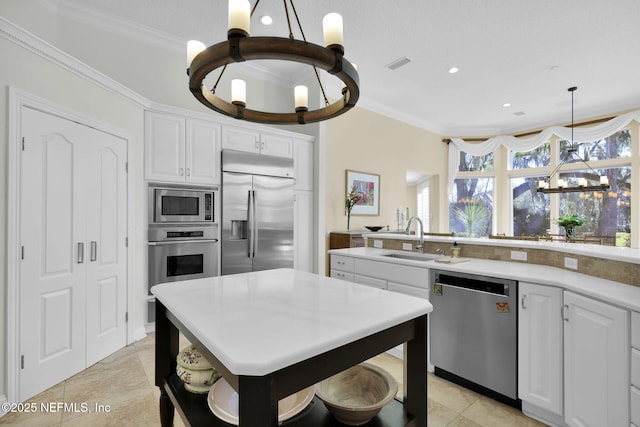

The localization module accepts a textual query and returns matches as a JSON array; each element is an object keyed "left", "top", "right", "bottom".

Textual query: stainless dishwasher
[{"left": 429, "top": 269, "right": 520, "bottom": 408}]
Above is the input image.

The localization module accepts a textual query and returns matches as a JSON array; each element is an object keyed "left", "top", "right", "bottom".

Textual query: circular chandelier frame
[{"left": 188, "top": 36, "right": 360, "bottom": 125}]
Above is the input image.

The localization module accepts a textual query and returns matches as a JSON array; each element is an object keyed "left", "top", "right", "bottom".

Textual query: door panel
[
  {"left": 252, "top": 175, "right": 294, "bottom": 271},
  {"left": 222, "top": 172, "right": 253, "bottom": 275},
  {"left": 20, "top": 108, "right": 86, "bottom": 401},
  {"left": 19, "top": 107, "right": 128, "bottom": 400},
  {"left": 85, "top": 130, "right": 127, "bottom": 366}
]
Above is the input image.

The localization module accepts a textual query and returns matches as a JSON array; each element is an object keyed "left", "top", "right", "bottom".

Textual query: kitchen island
[{"left": 152, "top": 268, "right": 432, "bottom": 427}]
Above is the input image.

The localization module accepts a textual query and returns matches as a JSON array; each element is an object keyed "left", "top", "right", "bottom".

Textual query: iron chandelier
[
  {"left": 186, "top": 0, "right": 360, "bottom": 125},
  {"left": 537, "top": 87, "right": 611, "bottom": 194}
]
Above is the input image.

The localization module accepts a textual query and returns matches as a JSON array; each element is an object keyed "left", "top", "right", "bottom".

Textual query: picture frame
[{"left": 346, "top": 170, "right": 380, "bottom": 215}]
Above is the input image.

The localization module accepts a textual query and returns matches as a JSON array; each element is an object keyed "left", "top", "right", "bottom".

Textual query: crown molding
[{"left": 0, "top": 16, "right": 151, "bottom": 108}]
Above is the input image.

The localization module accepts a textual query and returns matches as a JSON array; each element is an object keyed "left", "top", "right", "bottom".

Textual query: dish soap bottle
[{"left": 451, "top": 241, "right": 461, "bottom": 258}]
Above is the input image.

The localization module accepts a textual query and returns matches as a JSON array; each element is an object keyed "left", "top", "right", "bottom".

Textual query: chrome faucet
[{"left": 405, "top": 216, "right": 424, "bottom": 253}]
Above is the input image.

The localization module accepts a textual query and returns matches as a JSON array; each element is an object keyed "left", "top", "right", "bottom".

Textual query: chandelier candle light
[
  {"left": 186, "top": 0, "right": 360, "bottom": 125},
  {"left": 537, "top": 87, "right": 611, "bottom": 194}
]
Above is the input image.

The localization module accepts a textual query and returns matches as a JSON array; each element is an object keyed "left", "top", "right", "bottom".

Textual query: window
[
  {"left": 449, "top": 178, "right": 493, "bottom": 237},
  {"left": 511, "top": 176, "right": 550, "bottom": 236},
  {"left": 560, "top": 130, "right": 631, "bottom": 163},
  {"left": 559, "top": 167, "right": 631, "bottom": 245},
  {"left": 459, "top": 152, "right": 493, "bottom": 172},
  {"left": 510, "top": 142, "right": 550, "bottom": 169},
  {"left": 416, "top": 180, "right": 430, "bottom": 232}
]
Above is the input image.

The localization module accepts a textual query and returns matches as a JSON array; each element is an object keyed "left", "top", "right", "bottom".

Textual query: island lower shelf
[{"left": 164, "top": 374, "right": 414, "bottom": 426}]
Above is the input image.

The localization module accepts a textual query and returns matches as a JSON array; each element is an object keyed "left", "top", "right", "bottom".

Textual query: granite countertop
[
  {"left": 151, "top": 268, "right": 432, "bottom": 376},
  {"left": 329, "top": 247, "right": 640, "bottom": 312}
]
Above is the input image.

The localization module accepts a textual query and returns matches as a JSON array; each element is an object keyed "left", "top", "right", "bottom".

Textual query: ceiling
[{"left": 56, "top": 0, "right": 640, "bottom": 136}]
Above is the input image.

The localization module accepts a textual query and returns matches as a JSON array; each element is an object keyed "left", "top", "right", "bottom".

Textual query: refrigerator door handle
[
  {"left": 253, "top": 190, "right": 258, "bottom": 258},
  {"left": 248, "top": 190, "right": 256, "bottom": 258}
]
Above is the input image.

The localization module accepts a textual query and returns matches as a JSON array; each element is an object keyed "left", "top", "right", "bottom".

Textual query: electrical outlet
[
  {"left": 373, "top": 240, "right": 383, "bottom": 248},
  {"left": 402, "top": 243, "right": 413, "bottom": 251},
  {"left": 564, "top": 257, "right": 578, "bottom": 270},
  {"left": 510, "top": 250, "right": 527, "bottom": 261}
]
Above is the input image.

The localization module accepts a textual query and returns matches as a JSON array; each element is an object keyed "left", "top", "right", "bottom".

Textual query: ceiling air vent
[
  {"left": 386, "top": 56, "right": 412, "bottom": 71},
  {"left": 513, "top": 111, "right": 526, "bottom": 116}
]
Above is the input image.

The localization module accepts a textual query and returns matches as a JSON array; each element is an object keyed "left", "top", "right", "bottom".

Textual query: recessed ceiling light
[
  {"left": 260, "top": 15, "right": 273, "bottom": 25},
  {"left": 502, "top": 103, "right": 511, "bottom": 108},
  {"left": 448, "top": 67, "right": 459, "bottom": 74}
]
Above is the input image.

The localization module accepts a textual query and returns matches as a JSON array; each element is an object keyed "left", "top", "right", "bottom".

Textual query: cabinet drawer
[
  {"left": 632, "top": 386, "right": 640, "bottom": 426},
  {"left": 633, "top": 311, "right": 640, "bottom": 348},
  {"left": 330, "top": 255, "right": 355, "bottom": 272},
  {"left": 330, "top": 270, "right": 354, "bottom": 282},
  {"left": 355, "top": 274, "right": 386, "bottom": 289},
  {"left": 354, "top": 258, "right": 428, "bottom": 287},
  {"left": 387, "top": 281, "right": 429, "bottom": 299},
  {"left": 632, "top": 348, "right": 640, "bottom": 388}
]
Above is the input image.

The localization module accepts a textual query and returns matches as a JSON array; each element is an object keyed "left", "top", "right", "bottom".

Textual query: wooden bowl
[{"left": 315, "top": 363, "right": 398, "bottom": 425}]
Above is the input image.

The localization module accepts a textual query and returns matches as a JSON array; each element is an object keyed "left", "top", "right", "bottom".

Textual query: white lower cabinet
[
  {"left": 518, "top": 282, "right": 563, "bottom": 416},
  {"left": 631, "top": 312, "right": 640, "bottom": 427},
  {"left": 355, "top": 274, "right": 386, "bottom": 289},
  {"left": 563, "top": 291, "right": 629, "bottom": 427}
]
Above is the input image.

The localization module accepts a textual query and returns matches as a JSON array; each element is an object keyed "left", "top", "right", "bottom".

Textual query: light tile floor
[{"left": 1, "top": 334, "right": 547, "bottom": 426}]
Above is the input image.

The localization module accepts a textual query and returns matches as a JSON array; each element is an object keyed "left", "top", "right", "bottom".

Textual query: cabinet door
[
  {"left": 260, "top": 133, "right": 293, "bottom": 158},
  {"left": 564, "top": 291, "right": 629, "bottom": 427},
  {"left": 294, "top": 139, "right": 313, "bottom": 190},
  {"left": 518, "top": 282, "right": 563, "bottom": 415},
  {"left": 144, "top": 111, "right": 185, "bottom": 182},
  {"left": 294, "top": 190, "right": 313, "bottom": 272},
  {"left": 222, "top": 126, "right": 260, "bottom": 153},
  {"left": 186, "top": 119, "right": 220, "bottom": 185}
]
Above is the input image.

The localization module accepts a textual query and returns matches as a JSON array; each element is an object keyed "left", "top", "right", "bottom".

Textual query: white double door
[{"left": 19, "top": 107, "right": 128, "bottom": 401}]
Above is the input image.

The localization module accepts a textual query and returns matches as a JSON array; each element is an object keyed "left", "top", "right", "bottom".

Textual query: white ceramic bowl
[
  {"left": 207, "top": 377, "right": 315, "bottom": 424},
  {"left": 176, "top": 345, "right": 219, "bottom": 394},
  {"left": 315, "top": 362, "right": 398, "bottom": 426}
]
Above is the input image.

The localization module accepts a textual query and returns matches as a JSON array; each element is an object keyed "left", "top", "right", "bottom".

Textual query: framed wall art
[{"left": 346, "top": 170, "right": 380, "bottom": 215}]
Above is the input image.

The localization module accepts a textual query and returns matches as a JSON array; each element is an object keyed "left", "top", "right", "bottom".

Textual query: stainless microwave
[{"left": 149, "top": 186, "right": 215, "bottom": 223}]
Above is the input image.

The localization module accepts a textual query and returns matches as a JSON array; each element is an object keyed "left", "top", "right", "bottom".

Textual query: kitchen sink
[{"left": 381, "top": 253, "right": 441, "bottom": 262}]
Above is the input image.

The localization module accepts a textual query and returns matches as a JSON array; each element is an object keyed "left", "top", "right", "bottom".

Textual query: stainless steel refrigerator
[{"left": 221, "top": 150, "right": 295, "bottom": 275}]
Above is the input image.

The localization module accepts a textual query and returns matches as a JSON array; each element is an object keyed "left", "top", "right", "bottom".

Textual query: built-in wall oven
[{"left": 147, "top": 185, "right": 219, "bottom": 324}]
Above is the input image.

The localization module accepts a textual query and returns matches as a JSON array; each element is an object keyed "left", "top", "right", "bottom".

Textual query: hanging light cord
[
  {"left": 211, "top": 0, "right": 330, "bottom": 107},
  {"left": 545, "top": 86, "right": 601, "bottom": 184}
]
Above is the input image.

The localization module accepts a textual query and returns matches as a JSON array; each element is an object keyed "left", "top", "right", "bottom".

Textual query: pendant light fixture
[
  {"left": 537, "top": 87, "right": 611, "bottom": 194},
  {"left": 186, "top": 0, "right": 360, "bottom": 125}
]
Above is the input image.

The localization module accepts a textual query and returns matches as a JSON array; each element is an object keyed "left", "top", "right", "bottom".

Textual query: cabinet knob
[{"left": 179, "top": 167, "right": 184, "bottom": 176}]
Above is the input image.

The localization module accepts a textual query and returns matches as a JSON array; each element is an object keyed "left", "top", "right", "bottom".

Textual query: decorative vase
[
  {"left": 347, "top": 209, "right": 352, "bottom": 230},
  {"left": 564, "top": 226, "right": 576, "bottom": 240}
]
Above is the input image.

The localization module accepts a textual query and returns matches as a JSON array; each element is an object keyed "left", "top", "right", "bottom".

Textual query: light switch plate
[
  {"left": 564, "top": 257, "right": 578, "bottom": 270},
  {"left": 373, "top": 240, "right": 383, "bottom": 248},
  {"left": 402, "top": 243, "right": 412, "bottom": 251},
  {"left": 510, "top": 250, "right": 527, "bottom": 261}
]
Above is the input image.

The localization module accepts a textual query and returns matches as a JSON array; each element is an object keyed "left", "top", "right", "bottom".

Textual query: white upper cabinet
[
  {"left": 186, "top": 118, "right": 221, "bottom": 185},
  {"left": 222, "top": 125, "right": 293, "bottom": 158},
  {"left": 145, "top": 111, "right": 220, "bottom": 185},
  {"left": 518, "top": 282, "right": 563, "bottom": 416}
]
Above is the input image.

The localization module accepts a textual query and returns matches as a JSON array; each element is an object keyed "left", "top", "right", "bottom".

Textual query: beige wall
[{"left": 324, "top": 106, "right": 446, "bottom": 238}]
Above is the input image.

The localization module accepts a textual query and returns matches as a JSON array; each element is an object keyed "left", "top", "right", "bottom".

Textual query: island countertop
[{"left": 151, "top": 268, "right": 433, "bottom": 376}]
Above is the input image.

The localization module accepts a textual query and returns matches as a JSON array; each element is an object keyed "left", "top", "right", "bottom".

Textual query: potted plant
[{"left": 555, "top": 213, "right": 585, "bottom": 240}]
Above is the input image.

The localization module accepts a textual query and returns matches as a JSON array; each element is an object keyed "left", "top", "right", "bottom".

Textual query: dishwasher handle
[{"left": 434, "top": 279, "right": 512, "bottom": 296}]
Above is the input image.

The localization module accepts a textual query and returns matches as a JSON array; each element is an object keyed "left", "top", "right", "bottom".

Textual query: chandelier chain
[{"left": 287, "top": 0, "right": 330, "bottom": 106}]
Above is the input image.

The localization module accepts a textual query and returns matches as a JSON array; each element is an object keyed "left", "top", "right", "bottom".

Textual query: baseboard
[
  {"left": 0, "top": 394, "right": 8, "bottom": 417},
  {"left": 144, "top": 323, "right": 156, "bottom": 334},
  {"left": 134, "top": 326, "right": 148, "bottom": 342}
]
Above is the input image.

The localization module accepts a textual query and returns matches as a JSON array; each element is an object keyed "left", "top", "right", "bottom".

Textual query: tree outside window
[
  {"left": 511, "top": 177, "right": 550, "bottom": 236},
  {"left": 449, "top": 178, "right": 493, "bottom": 237}
]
